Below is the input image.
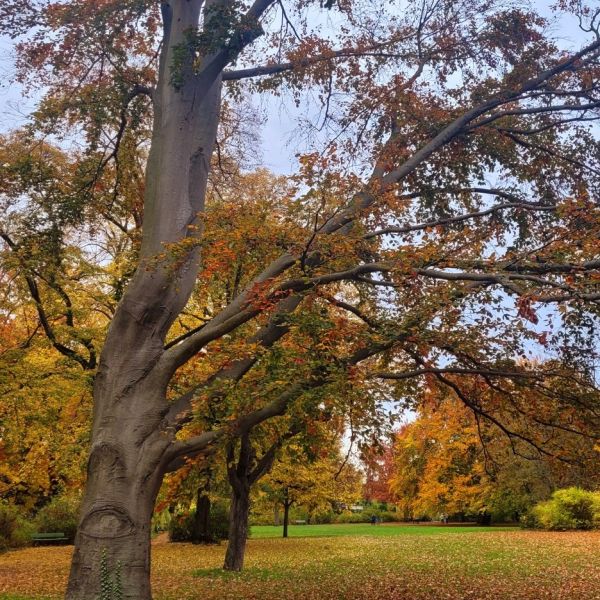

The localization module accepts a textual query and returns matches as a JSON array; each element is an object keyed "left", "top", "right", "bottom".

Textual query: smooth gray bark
[{"left": 65, "top": 1, "right": 223, "bottom": 597}]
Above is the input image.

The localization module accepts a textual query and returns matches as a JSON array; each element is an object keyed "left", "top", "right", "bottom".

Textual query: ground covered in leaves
[{"left": 1, "top": 524, "right": 599, "bottom": 599}]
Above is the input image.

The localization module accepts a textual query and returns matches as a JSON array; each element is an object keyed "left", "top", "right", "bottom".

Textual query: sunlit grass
[{"left": 250, "top": 522, "right": 518, "bottom": 538}]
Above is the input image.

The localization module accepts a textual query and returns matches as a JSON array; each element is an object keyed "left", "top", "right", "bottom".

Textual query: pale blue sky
[
  {"left": 0, "top": 37, "right": 33, "bottom": 131},
  {"left": 0, "top": 2, "right": 590, "bottom": 174}
]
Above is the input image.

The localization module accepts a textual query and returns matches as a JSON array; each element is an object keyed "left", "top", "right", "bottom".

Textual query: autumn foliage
[{"left": 385, "top": 380, "right": 600, "bottom": 522}]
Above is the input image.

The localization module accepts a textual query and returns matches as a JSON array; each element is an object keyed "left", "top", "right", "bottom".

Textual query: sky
[
  {"left": 0, "top": 37, "right": 33, "bottom": 131},
  {"left": 0, "top": 33, "right": 303, "bottom": 172},
  {"left": 0, "top": 1, "right": 591, "bottom": 172}
]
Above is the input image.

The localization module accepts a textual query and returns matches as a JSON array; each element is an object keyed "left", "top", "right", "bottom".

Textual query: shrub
[
  {"left": 34, "top": 496, "right": 80, "bottom": 542},
  {"left": 312, "top": 510, "right": 334, "bottom": 524},
  {"left": 334, "top": 511, "right": 367, "bottom": 523},
  {"left": 519, "top": 509, "right": 538, "bottom": 530},
  {"left": 168, "top": 511, "right": 195, "bottom": 542},
  {"left": 333, "top": 507, "right": 402, "bottom": 524},
  {"left": 0, "top": 502, "right": 34, "bottom": 551},
  {"left": 169, "top": 500, "right": 231, "bottom": 543},
  {"left": 379, "top": 510, "right": 402, "bottom": 523},
  {"left": 523, "top": 487, "right": 600, "bottom": 531},
  {"left": 209, "top": 501, "right": 230, "bottom": 542}
]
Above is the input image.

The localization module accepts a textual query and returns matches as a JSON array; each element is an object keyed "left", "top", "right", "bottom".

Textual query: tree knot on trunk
[{"left": 79, "top": 506, "right": 136, "bottom": 539}]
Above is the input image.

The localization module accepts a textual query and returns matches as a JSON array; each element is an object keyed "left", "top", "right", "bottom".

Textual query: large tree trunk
[
  {"left": 65, "top": 436, "right": 164, "bottom": 599},
  {"left": 223, "top": 484, "right": 251, "bottom": 571},
  {"left": 65, "top": 2, "right": 223, "bottom": 598}
]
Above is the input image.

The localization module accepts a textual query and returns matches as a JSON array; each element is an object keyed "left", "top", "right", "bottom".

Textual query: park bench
[
  {"left": 31, "top": 532, "right": 68, "bottom": 544},
  {"left": 293, "top": 520, "right": 307, "bottom": 525}
]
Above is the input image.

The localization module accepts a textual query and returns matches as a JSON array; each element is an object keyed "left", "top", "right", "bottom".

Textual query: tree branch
[
  {"left": 160, "top": 37, "right": 600, "bottom": 375},
  {"left": 364, "top": 197, "right": 555, "bottom": 239},
  {"left": 372, "top": 367, "right": 542, "bottom": 381},
  {"left": 0, "top": 232, "right": 94, "bottom": 370}
]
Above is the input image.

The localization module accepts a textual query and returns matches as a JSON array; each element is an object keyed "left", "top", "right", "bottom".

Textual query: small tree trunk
[
  {"left": 283, "top": 497, "right": 292, "bottom": 539},
  {"left": 192, "top": 490, "right": 212, "bottom": 544},
  {"left": 223, "top": 434, "right": 253, "bottom": 572},
  {"left": 223, "top": 433, "right": 281, "bottom": 571},
  {"left": 223, "top": 484, "right": 251, "bottom": 571},
  {"left": 274, "top": 505, "right": 280, "bottom": 526}
]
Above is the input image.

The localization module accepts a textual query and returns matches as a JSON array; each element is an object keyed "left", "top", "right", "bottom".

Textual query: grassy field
[
  {"left": 1, "top": 523, "right": 599, "bottom": 599},
  {"left": 250, "top": 522, "right": 518, "bottom": 538}
]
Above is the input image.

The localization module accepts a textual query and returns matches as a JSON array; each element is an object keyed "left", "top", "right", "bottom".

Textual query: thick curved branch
[
  {"left": 160, "top": 37, "right": 600, "bottom": 375},
  {"left": 416, "top": 268, "right": 600, "bottom": 303},
  {"left": 159, "top": 253, "right": 296, "bottom": 373},
  {"left": 467, "top": 258, "right": 600, "bottom": 275},
  {"left": 469, "top": 100, "right": 600, "bottom": 130},
  {"left": 197, "top": 0, "right": 278, "bottom": 80},
  {"left": 222, "top": 43, "right": 414, "bottom": 81},
  {"left": 164, "top": 294, "right": 303, "bottom": 429}
]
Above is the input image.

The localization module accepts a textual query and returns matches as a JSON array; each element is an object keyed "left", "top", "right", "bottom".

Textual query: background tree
[
  {"left": 388, "top": 379, "right": 600, "bottom": 521},
  {"left": 0, "top": 319, "right": 92, "bottom": 510},
  {"left": 362, "top": 443, "right": 396, "bottom": 505},
  {"left": 259, "top": 436, "right": 363, "bottom": 537}
]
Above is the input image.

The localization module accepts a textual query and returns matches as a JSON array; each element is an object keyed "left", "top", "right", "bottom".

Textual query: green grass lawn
[
  {"left": 1, "top": 524, "right": 598, "bottom": 599},
  {"left": 250, "top": 522, "right": 518, "bottom": 538}
]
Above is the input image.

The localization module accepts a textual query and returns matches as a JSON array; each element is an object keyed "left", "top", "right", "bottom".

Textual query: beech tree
[
  {"left": 2, "top": 1, "right": 600, "bottom": 598},
  {"left": 222, "top": 382, "right": 374, "bottom": 571}
]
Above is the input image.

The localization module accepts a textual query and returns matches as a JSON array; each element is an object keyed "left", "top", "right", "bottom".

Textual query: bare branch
[
  {"left": 372, "top": 367, "right": 542, "bottom": 381},
  {"left": 364, "top": 198, "right": 555, "bottom": 239}
]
